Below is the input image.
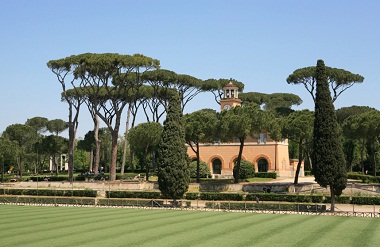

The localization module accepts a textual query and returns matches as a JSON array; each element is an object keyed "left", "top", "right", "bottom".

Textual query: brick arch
[
  {"left": 252, "top": 154, "right": 272, "bottom": 171},
  {"left": 207, "top": 155, "right": 225, "bottom": 170},
  {"left": 229, "top": 155, "right": 247, "bottom": 169}
]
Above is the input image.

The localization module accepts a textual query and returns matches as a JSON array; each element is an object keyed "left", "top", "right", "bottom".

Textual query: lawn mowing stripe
[
  {"left": 292, "top": 216, "right": 350, "bottom": 247},
  {"left": 110, "top": 210, "right": 256, "bottom": 246},
  {"left": 0, "top": 207, "right": 170, "bottom": 245},
  {"left": 345, "top": 217, "right": 380, "bottom": 247},
  {"left": 6, "top": 208, "right": 196, "bottom": 247},
  {"left": 147, "top": 212, "right": 284, "bottom": 247},
  {"left": 179, "top": 213, "right": 297, "bottom": 247},
  {"left": 236, "top": 214, "right": 321, "bottom": 247},
  {"left": 0, "top": 206, "right": 134, "bottom": 233},
  {"left": 71, "top": 209, "right": 221, "bottom": 247}
]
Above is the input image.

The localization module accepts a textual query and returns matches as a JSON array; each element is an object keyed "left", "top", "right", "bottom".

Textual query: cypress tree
[
  {"left": 157, "top": 93, "right": 190, "bottom": 205},
  {"left": 312, "top": 60, "right": 347, "bottom": 212}
]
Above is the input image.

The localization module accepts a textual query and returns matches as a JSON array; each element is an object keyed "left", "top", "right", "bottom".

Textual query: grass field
[{"left": 0, "top": 205, "right": 379, "bottom": 247}]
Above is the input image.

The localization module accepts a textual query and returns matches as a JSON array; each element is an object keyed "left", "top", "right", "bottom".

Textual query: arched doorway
[
  {"left": 258, "top": 158, "right": 268, "bottom": 172},
  {"left": 212, "top": 159, "right": 222, "bottom": 174}
]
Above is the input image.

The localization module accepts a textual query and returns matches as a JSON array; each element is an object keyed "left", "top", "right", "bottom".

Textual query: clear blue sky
[{"left": 1, "top": 0, "right": 379, "bottom": 138}]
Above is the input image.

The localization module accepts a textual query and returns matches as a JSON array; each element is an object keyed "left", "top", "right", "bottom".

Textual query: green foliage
[
  {"left": 46, "top": 119, "right": 69, "bottom": 135},
  {"left": 157, "top": 93, "right": 190, "bottom": 200},
  {"left": 347, "top": 172, "right": 380, "bottom": 183},
  {"left": 106, "top": 191, "right": 161, "bottom": 199},
  {"left": 199, "top": 192, "right": 244, "bottom": 201},
  {"left": 351, "top": 196, "right": 380, "bottom": 205},
  {"left": 189, "top": 161, "right": 211, "bottom": 178},
  {"left": 312, "top": 60, "right": 347, "bottom": 199},
  {"left": 233, "top": 160, "right": 255, "bottom": 179},
  {"left": 0, "top": 196, "right": 96, "bottom": 205},
  {"left": 184, "top": 192, "right": 199, "bottom": 200},
  {"left": 1, "top": 188, "right": 97, "bottom": 197},
  {"left": 246, "top": 193, "right": 324, "bottom": 203},
  {"left": 254, "top": 172, "right": 277, "bottom": 179},
  {"left": 287, "top": 65, "right": 364, "bottom": 102}
]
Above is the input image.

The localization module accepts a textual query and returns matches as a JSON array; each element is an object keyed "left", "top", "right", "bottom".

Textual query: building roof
[{"left": 224, "top": 81, "right": 237, "bottom": 88}]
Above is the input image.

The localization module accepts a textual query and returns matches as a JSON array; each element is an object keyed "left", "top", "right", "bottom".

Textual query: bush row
[
  {"left": 347, "top": 173, "right": 380, "bottom": 184},
  {"left": 106, "top": 191, "right": 162, "bottom": 199},
  {"left": 0, "top": 188, "right": 97, "bottom": 197},
  {"left": 0, "top": 196, "right": 95, "bottom": 205},
  {"left": 254, "top": 172, "right": 277, "bottom": 179},
  {"left": 107, "top": 190, "right": 380, "bottom": 205},
  {"left": 205, "top": 201, "right": 326, "bottom": 212}
]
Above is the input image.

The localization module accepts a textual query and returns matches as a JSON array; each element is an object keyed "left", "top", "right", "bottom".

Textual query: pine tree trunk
[
  {"left": 89, "top": 149, "right": 93, "bottom": 172},
  {"left": 121, "top": 105, "right": 131, "bottom": 176},
  {"left": 196, "top": 141, "right": 200, "bottom": 183},
  {"left": 94, "top": 116, "right": 100, "bottom": 175},
  {"left": 110, "top": 131, "right": 118, "bottom": 181},
  {"left": 294, "top": 139, "right": 304, "bottom": 184},
  {"left": 234, "top": 137, "right": 245, "bottom": 184}
]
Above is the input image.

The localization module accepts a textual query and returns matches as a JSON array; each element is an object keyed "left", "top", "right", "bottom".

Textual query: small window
[{"left": 258, "top": 133, "right": 266, "bottom": 144}]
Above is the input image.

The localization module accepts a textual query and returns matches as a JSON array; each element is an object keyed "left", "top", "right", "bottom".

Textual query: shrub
[
  {"left": 189, "top": 161, "right": 211, "bottom": 178},
  {"left": 200, "top": 192, "right": 244, "bottom": 201},
  {"left": 254, "top": 172, "right": 277, "bottom": 179},
  {"left": 185, "top": 192, "right": 199, "bottom": 200},
  {"left": 233, "top": 160, "right": 255, "bottom": 179},
  {"left": 304, "top": 171, "right": 313, "bottom": 176},
  {"left": 2, "top": 188, "right": 97, "bottom": 197},
  {"left": 106, "top": 191, "right": 161, "bottom": 199},
  {"left": 246, "top": 193, "right": 324, "bottom": 203},
  {"left": 350, "top": 196, "right": 380, "bottom": 205}
]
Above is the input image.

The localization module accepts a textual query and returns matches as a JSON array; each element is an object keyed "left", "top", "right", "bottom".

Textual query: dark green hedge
[
  {"left": 254, "top": 172, "right": 277, "bottom": 179},
  {"left": 246, "top": 193, "right": 324, "bottom": 203},
  {"left": 28, "top": 176, "right": 68, "bottom": 182},
  {"left": 205, "top": 202, "right": 326, "bottom": 212},
  {"left": 351, "top": 196, "right": 380, "bottom": 205},
  {"left": 106, "top": 191, "right": 161, "bottom": 199},
  {"left": 97, "top": 199, "right": 164, "bottom": 207},
  {"left": 0, "top": 188, "right": 97, "bottom": 197},
  {"left": 0, "top": 196, "right": 95, "bottom": 205},
  {"left": 185, "top": 192, "right": 199, "bottom": 200},
  {"left": 347, "top": 173, "right": 380, "bottom": 183},
  {"left": 199, "top": 192, "right": 244, "bottom": 201}
]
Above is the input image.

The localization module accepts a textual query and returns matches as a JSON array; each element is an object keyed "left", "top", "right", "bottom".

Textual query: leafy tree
[
  {"left": 343, "top": 110, "right": 380, "bottom": 176},
  {"left": 337, "top": 106, "right": 375, "bottom": 172},
  {"left": 157, "top": 93, "right": 190, "bottom": 204},
  {"left": 77, "top": 130, "right": 96, "bottom": 172},
  {"left": 233, "top": 160, "right": 255, "bottom": 179},
  {"left": 72, "top": 53, "right": 160, "bottom": 181},
  {"left": 220, "top": 103, "right": 272, "bottom": 183},
  {"left": 25, "top": 117, "right": 48, "bottom": 133},
  {"left": 282, "top": 110, "right": 314, "bottom": 184},
  {"left": 47, "top": 57, "right": 85, "bottom": 182},
  {"left": 287, "top": 66, "right": 364, "bottom": 103},
  {"left": 189, "top": 161, "right": 211, "bottom": 178},
  {"left": 39, "top": 135, "right": 68, "bottom": 175},
  {"left": 336, "top": 105, "right": 375, "bottom": 125},
  {"left": 184, "top": 109, "right": 218, "bottom": 183},
  {"left": 128, "top": 122, "right": 163, "bottom": 180},
  {"left": 46, "top": 119, "right": 68, "bottom": 136},
  {"left": 142, "top": 69, "right": 203, "bottom": 112},
  {"left": 312, "top": 60, "right": 347, "bottom": 212},
  {"left": 2, "top": 124, "right": 36, "bottom": 178},
  {"left": 0, "top": 137, "right": 18, "bottom": 181}
]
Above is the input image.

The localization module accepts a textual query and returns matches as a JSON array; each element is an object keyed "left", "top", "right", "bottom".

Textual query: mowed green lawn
[{"left": 0, "top": 205, "right": 379, "bottom": 247}]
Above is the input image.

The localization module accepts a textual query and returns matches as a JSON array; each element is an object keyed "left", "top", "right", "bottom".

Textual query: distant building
[
  {"left": 187, "top": 82, "right": 303, "bottom": 178},
  {"left": 49, "top": 154, "right": 68, "bottom": 171}
]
